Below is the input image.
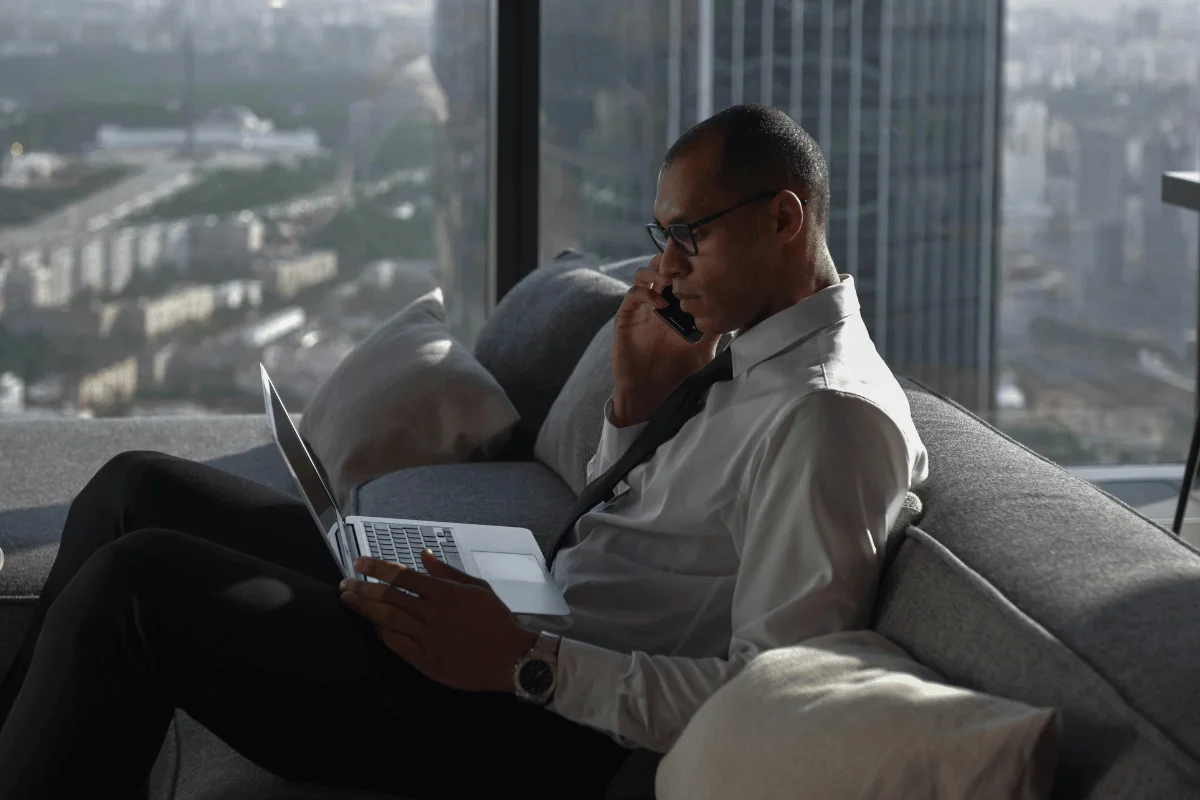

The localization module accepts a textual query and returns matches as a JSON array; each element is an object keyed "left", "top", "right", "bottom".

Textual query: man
[{"left": 0, "top": 104, "right": 927, "bottom": 798}]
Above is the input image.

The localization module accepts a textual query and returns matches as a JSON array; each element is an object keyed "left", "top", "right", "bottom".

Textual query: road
[{"left": 0, "top": 157, "right": 196, "bottom": 252}]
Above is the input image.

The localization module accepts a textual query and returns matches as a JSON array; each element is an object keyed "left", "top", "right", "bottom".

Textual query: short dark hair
[{"left": 663, "top": 104, "right": 830, "bottom": 228}]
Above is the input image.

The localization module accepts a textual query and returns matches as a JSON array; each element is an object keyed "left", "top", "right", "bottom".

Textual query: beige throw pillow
[
  {"left": 657, "top": 629, "right": 1060, "bottom": 800},
  {"left": 299, "top": 287, "right": 520, "bottom": 507}
]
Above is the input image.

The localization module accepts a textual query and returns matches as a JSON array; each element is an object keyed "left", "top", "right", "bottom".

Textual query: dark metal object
[
  {"left": 1164, "top": 172, "right": 1200, "bottom": 535},
  {"left": 491, "top": 0, "right": 541, "bottom": 304}
]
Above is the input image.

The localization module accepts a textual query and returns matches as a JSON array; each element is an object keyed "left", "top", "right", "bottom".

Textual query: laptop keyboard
[{"left": 361, "top": 522, "right": 464, "bottom": 574}]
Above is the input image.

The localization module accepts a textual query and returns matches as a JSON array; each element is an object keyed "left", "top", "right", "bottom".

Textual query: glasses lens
[
  {"left": 669, "top": 226, "right": 697, "bottom": 255},
  {"left": 647, "top": 225, "right": 670, "bottom": 252}
]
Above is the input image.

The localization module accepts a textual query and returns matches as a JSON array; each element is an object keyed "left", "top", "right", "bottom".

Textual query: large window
[
  {"left": 0, "top": 0, "right": 489, "bottom": 416},
  {"left": 540, "top": 0, "right": 1003, "bottom": 411},
  {"left": 539, "top": 0, "right": 1200, "bottom": 468},
  {"left": 997, "top": 0, "right": 1200, "bottom": 466},
  {"left": 4, "top": 0, "right": 1199, "bottom": 473}
]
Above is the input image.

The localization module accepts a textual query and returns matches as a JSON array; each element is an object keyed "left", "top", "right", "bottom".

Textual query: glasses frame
[{"left": 645, "top": 190, "right": 806, "bottom": 255}]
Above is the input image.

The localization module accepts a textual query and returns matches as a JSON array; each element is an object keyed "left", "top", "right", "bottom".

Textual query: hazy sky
[{"left": 1010, "top": 0, "right": 1189, "bottom": 22}]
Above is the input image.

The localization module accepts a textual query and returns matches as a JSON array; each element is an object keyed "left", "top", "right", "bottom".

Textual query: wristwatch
[{"left": 513, "top": 631, "right": 562, "bottom": 706}]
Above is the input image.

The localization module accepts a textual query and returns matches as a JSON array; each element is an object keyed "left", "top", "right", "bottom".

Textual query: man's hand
[
  {"left": 610, "top": 256, "right": 721, "bottom": 427},
  {"left": 339, "top": 552, "right": 538, "bottom": 694}
]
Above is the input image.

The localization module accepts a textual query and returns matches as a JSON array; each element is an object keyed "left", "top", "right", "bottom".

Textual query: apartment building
[
  {"left": 118, "top": 284, "right": 216, "bottom": 339},
  {"left": 214, "top": 279, "right": 265, "bottom": 311},
  {"left": 1, "top": 264, "right": 64, "bottom": 310},
  {"left": 75, "top": 234, "right": 107, "bottom": 295},
  {"left": 106, "top": 227, "right": 137, "bottom": 295},
  {"left": 73, "top": 357, "right": 138, "bottom": 412},
  {"left": 0, "top": 302, "right": 122, "bottom": 338},
  {"left": 136, "top": 222, "right": 164, "bottom": 273},
  {"left": 189, "top": 212, "right": 265, "bottom": 267},
  {"left": 162, "top": 220, "right": 191, "bottom": 270},
  {"left": 0, "top": 372, "right": 23, "bottom": 415},
  {"left": 46, "top": 241, "right": 75, "bottom": 297},
  {"left": 254, "top": 250, "right": 338, "bottom": 299}
]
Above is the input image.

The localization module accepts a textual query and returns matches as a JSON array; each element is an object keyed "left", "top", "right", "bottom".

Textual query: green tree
[
  {"left": 370, "top": 118, "right": 437, "bottom": 176},
  {"left": 131, "top": 157, "right": 339, "bottom": 222},
  {"left": 0, "top": 165, "right": 132, "bottom": 225},
  {"left": 307, "top": 198, "right": 434, "bottom": 271}
]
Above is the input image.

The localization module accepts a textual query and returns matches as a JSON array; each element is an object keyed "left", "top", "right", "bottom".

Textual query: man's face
[{"left": 650, "top": 141, "right": 776, "bottom": 335}]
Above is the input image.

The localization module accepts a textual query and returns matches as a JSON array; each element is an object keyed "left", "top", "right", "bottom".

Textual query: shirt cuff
[
  {"left": 551, "top": 637, "right": 629, "bottom": 741},
  {"left": 596, "top": 397, "right": 649, "bottom": 473}
]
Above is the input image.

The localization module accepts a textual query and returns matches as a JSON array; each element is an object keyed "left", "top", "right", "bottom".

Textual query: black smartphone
[{"left": 654, "top": 284, "right": 704, "bottom": 343}]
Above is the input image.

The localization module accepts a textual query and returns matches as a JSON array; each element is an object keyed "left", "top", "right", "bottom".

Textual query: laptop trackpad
[{"left": 473, "top": 551, "right": 546, "bottom": 584}]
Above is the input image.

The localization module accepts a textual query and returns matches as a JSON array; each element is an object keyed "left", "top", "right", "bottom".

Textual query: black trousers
[{"left": 0, "top": 451, "right": 629, "bottom": 799}]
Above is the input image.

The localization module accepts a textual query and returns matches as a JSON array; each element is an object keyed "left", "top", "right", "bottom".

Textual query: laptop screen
[{"left": 260, "top": 364, "right": 351, "bottom": 576}]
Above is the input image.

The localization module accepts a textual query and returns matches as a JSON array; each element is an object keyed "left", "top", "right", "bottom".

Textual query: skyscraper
[
  {"left": 430, "top": 0, "right": 490, "bottom": 345},
  {"left": 434, "top": 0, "right": 1005, "bottom": 409}
]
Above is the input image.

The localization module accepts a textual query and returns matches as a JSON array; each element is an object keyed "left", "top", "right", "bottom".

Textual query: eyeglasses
[{"left": 645, "top": 190, "right": 804, "bottom": 256}]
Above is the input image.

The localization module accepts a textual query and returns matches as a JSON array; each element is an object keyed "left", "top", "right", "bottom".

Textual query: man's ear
[{"left": 775, "top": 190, "right": 805, "bottom": 243}]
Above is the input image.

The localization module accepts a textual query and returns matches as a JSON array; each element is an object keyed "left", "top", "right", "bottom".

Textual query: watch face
[{"left": 519, "top": 659, "right": 554, "bottom": 696}]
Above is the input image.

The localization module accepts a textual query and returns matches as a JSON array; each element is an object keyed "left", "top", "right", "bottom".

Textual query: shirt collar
[{"left": 728, "top": 273, "right": 860, "bottom": 378}]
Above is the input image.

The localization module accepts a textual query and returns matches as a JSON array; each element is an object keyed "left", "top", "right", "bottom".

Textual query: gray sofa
[{"left": 3, "top": 251, "right": 1200, "bottom": 799}]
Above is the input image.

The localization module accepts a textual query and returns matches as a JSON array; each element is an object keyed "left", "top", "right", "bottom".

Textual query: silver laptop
[{"left": 260, "top": 364, "right": 570, "bottom": 616}]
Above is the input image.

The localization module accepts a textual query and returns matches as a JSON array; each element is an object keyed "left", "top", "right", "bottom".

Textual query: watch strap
[
  {"left": 515, "top": 631, "right": 561, "bottom": 706},
  {"left": 534, "top": 631, "right": 561, "bottom": 660}
]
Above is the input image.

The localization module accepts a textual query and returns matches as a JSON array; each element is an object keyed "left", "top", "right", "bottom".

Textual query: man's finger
[
  {"left": 631, "top": 266, "right": 662, "bottom": 288},
  {"left": 421, "top": 549, "right": 488, "bottom": 587},
  {"left": 355, "top": 557, "right": 443, "bottom": 597},
  {"left": 624, "top": 285, "right": 668, "bottom": 309}
]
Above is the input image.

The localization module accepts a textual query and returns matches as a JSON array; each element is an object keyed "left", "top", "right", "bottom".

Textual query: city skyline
[{"left": 0, "top": 0, "right": 1198, "bottom": 468}]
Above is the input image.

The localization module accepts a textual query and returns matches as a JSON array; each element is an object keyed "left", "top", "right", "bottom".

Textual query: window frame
[{"left": 490, "top": 0, "right": 541, "bottom": 305}]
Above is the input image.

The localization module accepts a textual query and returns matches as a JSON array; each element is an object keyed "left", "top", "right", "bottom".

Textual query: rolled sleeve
[
  {"left": 550, "top": 636, "right": 740, "bottom": 753},
  {"left": 551, "top": 638, "right": 626, "bottom": 733}
]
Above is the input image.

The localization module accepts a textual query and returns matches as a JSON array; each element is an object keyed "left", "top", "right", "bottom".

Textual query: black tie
[{"left": 550, "top": 346, "right": 735, "bottom": 563}]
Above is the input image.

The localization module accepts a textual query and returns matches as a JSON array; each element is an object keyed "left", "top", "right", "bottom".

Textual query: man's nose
[{"left": 659, "top": 240, "right": 689, "bottom": 281}]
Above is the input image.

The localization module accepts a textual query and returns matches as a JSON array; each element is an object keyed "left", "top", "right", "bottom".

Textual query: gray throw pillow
[
  {"left": 534, "top": 318, "right": 618, "bottom": 495},
  {"left": 596, "top": 254, "right": 655, "bottom": 284},
  {"left": 299, "top": 287, "right": 520, "bottom": 507},
  {"left": 474, "top": 250, "right": 628, "bottom": 459}
]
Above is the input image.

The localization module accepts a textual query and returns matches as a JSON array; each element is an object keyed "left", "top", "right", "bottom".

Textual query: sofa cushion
[
  {"left": 657, "top": 629, "right": 1060, "bottom": 800},
  {"left": 350, "top": 461, "right": 577, "bottom": 558},
  {"left": 878, "top": 379, "right": 1200, "bottom": 798},
  {"left": 473, "top": 250, "right": 628, "bottom": 460},
  {"left": 875, "top": 530, "right": 1200, "bottom": 800},
  {"left": 299, "top": 287, "right": 519, "bottom": 507},
  {"left": 534, "top": 318, "right": 617, "bottom": 495}
]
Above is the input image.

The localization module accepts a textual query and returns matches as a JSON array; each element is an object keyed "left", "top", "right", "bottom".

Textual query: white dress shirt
[{"left": 537, "top": 274, "right": 929, "bottom": 753}]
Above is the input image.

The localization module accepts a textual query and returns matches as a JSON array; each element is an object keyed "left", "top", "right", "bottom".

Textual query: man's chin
[
  {"left": 695, "top": 313, "right": 740, "bottom": 338},
  {"left": 681, "top": 298, "right": 706, "bottom": 323},
  {"left": 685, "top": 302, "right": 734, "bottom": 337},
  {"left": 691, "top": 315, "right": 722, "bottom": 338}
]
